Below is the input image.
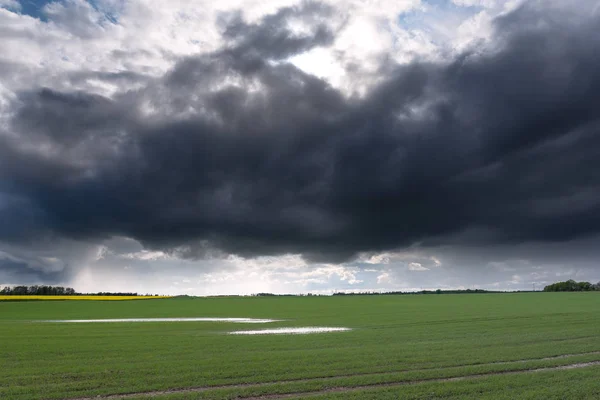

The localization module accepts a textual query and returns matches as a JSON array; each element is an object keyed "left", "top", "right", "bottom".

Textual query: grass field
[{"left": 1, "top": 293, "right": 599, "bottom": 399}]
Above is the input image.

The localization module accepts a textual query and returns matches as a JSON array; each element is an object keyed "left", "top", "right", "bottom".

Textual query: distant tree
[{"left": 543, "top": 280, "right": 595, "bottom": 292}]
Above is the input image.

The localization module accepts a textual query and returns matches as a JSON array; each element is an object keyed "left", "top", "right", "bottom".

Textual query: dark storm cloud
[
  {"left": 1, "top": 1, "right": 600, "bottom": 263},
  {"left": 221, "top": 1, "right": 337, "bottom": 59},
  {"left": 0, "top": 252, "right": 72, "bottom": 285}
]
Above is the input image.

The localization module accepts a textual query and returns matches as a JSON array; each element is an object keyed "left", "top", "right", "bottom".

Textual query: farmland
[{"left": 1, "top": 293, "right": 599, "bottom": 399}]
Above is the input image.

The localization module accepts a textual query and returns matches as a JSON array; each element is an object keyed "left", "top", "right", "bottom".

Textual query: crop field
[{"left": 1, "top": 293, "right": 599, "bottom": 400}]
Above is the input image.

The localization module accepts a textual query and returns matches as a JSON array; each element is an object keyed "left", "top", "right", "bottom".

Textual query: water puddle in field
[
  {"left": 229, "top": 327, "right": 351, "bottom": 335},
  {"left": 38, "top": 318, "right": 280, "bottom": 323}
]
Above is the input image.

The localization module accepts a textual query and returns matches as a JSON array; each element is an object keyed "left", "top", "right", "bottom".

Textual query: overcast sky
[{"left": 1, "top": 0, "right": 600, "bottom": 295}]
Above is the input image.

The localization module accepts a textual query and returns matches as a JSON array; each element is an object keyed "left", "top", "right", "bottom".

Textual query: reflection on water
[
  {"left": 230, "top": 327, "right": 351, "bottom": 335},
  {"left": 38, "top": 317, "right": 280, "bottom": 323}
]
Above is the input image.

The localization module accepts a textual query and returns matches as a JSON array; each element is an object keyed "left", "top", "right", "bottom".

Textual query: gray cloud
[
  {"left": 1, "top": 0, "right": 600, "bottom": 275},
  {"left": 0, "top": 257, "right": 69, "bottom": 285},
  {"left": 0, "top": 242, "right": 82, "bottom": 286},
  {"left": 220, "top": 1, "right": 338, "bottom": 60}
]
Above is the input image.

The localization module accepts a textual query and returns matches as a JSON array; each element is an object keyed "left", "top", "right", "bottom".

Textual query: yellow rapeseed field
[{"left": 0, "top": 295, "right": 171, "bottom": 301}]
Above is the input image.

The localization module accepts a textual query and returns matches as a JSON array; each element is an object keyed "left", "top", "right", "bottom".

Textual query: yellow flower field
[{"left": 0, "top": 295, "right": 171, "bottom": 301}]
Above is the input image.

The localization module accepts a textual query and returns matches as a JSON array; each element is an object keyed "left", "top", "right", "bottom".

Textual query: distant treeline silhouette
[
  {"left": 252, "top": 293, "right": 324, "bottom": 297},
  {"left": 332, "top": 289, "right": 500, "bottom": 295},
  {"left": 543, "top": 280, "right": 600, "bottom": 292},
  {"left": 0, "top": 285, "right": 76, "bottom": 295},
  {"left": 0, "top": 285, "right": 159, "bottom": 296},
  {"left": 252, "top": 289, "right": 503, "bottom": 297}
]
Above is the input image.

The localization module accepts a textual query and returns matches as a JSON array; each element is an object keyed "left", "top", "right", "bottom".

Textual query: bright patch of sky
[
  {"left": 399, "top": 0, "right": 485, "bottom": 36},
  {"left": 6, "top": 0, "right": 118, "bottom": 22},
  {"left": 10, "top": 0, "right": 51, "bottom": 19}
]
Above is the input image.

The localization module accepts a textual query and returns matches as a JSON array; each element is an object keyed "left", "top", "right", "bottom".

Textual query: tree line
[
  {"left": 543, "top": 280, "right": 600, "bottom": 292},
  {"left": 0, "top": 285, "right": 155, "bottom": 296},
  {"left": 0, "top": 285, "right": 77, "bottom": 295},
  {"left": 333, "top": 289, "right": 500, "bottom": 295}
]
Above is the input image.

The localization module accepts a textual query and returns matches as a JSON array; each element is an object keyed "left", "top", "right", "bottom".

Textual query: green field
[{"left": 1, "top": 293, "right": 600, "bottom": 399}]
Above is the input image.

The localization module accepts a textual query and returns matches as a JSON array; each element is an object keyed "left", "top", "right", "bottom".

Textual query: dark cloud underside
[{"left": 1, "top": 2, "right": 600, "bottom": 264}]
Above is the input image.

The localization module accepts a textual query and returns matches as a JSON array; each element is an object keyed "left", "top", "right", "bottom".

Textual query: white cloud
[
  {"left": 360, "top": 251, "right": 443, "bottom": 270},
  {"left": 0, "top": 0, "right": 19, "bottom": 10},
  {"left": 452, "top": 0, "right": 498, "bottom": 7},
  {"left": 226, "top": 254, "right": 307, "bottom": 271},
  {"left": 121, "top": 250, "right": 172, "bottom": 261},
  {"left": 297, "top": 265, "right": 363, "bottom": 285},
  {"left": 94, "top": 246, "right": 109, "bottom": 261},
  {"left": 377, "top": 271, "right": 391, "bottom": 284},
  {"left": 363, "top": 252, "right": 392, "bottom": 264},
  {"left": 408, "top": 262, "right": 429, "bottom": 271},
  {"left": 453, "top": 10, "right": 494, "bottom": 51}
]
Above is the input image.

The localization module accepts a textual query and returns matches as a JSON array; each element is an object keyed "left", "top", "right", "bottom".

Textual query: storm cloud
[{"left": 1, "top": 0, "right": 599, "bottom": 290}]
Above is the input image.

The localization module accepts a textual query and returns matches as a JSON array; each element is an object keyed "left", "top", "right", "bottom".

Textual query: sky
[{"left": 1, "top": 0, "right": 600, "bottom": 295}]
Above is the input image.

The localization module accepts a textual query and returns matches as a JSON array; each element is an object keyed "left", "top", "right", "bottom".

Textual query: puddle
[
  {"left": 38, "top": 318, "right": 280, "bottom": 323},
  {"left": 229, "top": 327, "right": 351, "bottom": 335}
]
